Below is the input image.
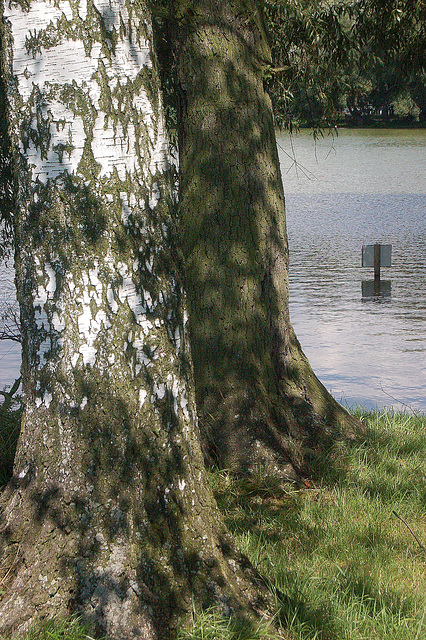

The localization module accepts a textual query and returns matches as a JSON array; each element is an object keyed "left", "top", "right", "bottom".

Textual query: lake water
[
  {"left": 1, "top": 128, "right": 425, "bottom": 413},
  {"left": 0, "top": 267, "right": 21, "bottom": 391},
  {"left": 278, "top": 128, "right": 426, "bottom": 413}
]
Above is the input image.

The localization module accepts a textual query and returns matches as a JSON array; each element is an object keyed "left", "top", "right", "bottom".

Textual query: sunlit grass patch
[
  {"left": 177, "top": 606, "right": 287, "bottom": 640},
  {"left": 2, "top": 616, "right": 100, "bottom": 640},
  {"left": 211, "top": 410, "right": 426, "bottom": 640}
]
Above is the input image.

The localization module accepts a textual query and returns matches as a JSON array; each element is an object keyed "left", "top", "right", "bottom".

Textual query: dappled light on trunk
[
  {"left": 0, "top": 1, "right": 271, "bottom": 636},
  {"left": 173, "top": 0, "right": 361, "bottom": 478}
]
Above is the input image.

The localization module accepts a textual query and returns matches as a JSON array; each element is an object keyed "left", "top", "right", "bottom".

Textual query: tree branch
[{"left": 392, "top": 510, "right": 426, "bottom": 552}]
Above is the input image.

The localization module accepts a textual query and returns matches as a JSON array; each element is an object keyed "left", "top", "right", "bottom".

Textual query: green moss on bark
[
  {"left": 172, "top": 0, "right": 361, "bottom": 477},
  {"left": 0, "top": 1, "right": 272, "bottom": 636}
]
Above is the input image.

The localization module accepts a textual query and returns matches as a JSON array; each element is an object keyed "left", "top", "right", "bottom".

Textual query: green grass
[
  {"left": 1, "top": 410, "right": 425, "bottom": 639},
  {"left": 0, "top": 395, "right": 21, "bottom": 486},
  {"left": 13, "top": 617, "right": 99, "bottom": 640},
  {"left": 177, "top": 606, "right": 281, "bottom": 640},
  {"left": 209, "top": 409, "right": 426, "bottom": 640}
]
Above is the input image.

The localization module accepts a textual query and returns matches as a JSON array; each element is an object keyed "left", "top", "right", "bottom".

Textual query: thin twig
[
  {"left": 380, "top": 382, "right": 420, "bottom": 416},
  {"left": 392, "top": 510, "right": 426, "bottom": 552},
  {"left": 0, "top": 542, "right": 22, "bottom": 587},
  {"left": 275, "top": 138, "right": 316, "bottom": 181}
]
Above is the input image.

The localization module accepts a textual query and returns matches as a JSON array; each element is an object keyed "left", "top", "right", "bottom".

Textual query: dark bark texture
[{"left": 174, "top": 0, "right": 361, "bottom": 478}]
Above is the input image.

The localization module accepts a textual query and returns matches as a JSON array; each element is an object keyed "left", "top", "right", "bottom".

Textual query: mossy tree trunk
[
  {"left": 173, "top": 0, "right": 360, "bottom": 477},
  {"left": 0, "top": 1, "right": 269, "bottom": 637}
]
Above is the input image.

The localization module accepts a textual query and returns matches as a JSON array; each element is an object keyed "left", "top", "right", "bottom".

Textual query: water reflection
[
  {"left": 279, "top": 128, "right": 426, "bottom": 413},
  {"left": 362, "top": 280, "right": 391, "bottom": 299}
]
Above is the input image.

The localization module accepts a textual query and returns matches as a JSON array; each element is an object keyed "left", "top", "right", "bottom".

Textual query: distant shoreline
[{"left": 284, "top": 119, "right": 426, "bottom": 131}]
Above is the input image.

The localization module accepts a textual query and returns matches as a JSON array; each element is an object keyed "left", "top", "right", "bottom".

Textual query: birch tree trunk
[
  {"left": 173, "top": 0, "right": 360, "bottom": 477},
  {"left": 0, "top": 1, "right": 268, "bottom": 636}
]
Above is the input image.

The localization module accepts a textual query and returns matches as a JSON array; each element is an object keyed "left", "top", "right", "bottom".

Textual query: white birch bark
[
  {"left": 3, "top": 0, "right": 186, "bottom": 413},
  {"left": 0, "top": 2, "right": 265, "bottom": 637},
  {"left": 2, "top": 0, "right": 196, "bottom": 456}
]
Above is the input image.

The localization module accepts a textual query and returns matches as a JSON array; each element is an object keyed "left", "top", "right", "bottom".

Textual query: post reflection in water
[
  {"left": 278, "top": 128, "right": 426, "bottom": 413},
  {"left": 362, "top": 280, "right": 392, "bottom": 299}
]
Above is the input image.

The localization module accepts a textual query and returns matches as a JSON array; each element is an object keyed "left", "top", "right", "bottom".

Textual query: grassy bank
[
  {"left": 1, "top": 409, "right": 425, "bottom": 639},
  {"left": 206, "top": 409, "right": 426, "bottom": 639}
]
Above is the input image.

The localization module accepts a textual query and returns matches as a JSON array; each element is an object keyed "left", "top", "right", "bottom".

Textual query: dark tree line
[{"left": 264, "top": 0, "right": 426, "bottom": 127}]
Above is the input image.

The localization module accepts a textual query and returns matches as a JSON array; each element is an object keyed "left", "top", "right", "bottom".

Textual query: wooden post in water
[
  {"left": 374, "top": 243, "right": 381, "bottom": 283},
  {"left": 361, "top": 243, "right": 392, "bottom": 298}
]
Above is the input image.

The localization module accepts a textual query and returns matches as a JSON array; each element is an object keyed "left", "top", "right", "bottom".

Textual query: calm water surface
[
  {"left": 0, "top": 267, "right": 20, "bottom": 389},
  {"left": 278, "top": 128, "right": 426, "bottom": 412},
  {"left": 1, "top": 129, "right": 425, "bottom": 413}
]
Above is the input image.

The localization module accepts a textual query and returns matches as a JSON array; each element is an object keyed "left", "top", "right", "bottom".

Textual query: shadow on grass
[
  {"left": 214, "top": 477, "right": 327, "bottom": 554},
  {"left": 306, "top": 411, "right": 426, "bottom": 506},
  {"left": 21, "top": 616, "right": 103, "bottom": 640},
  {"left": 333, "top": 563, "right": 414, "bottom": 619},
  {"left": 210, "top": 409, "right": 426, "bottom": 639},
  {"left": 276, "top": 586, "right": 343, "bottom": 640},
  {"left": 273, "top": 560, "right": 418, "bottom": 640}
]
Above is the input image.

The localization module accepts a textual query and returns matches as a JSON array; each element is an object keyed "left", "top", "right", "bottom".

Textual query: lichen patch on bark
[{"left": 0, "top": 1, "right": 272, "bottom": 636}]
